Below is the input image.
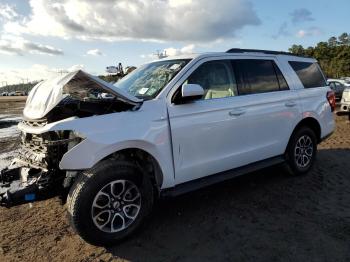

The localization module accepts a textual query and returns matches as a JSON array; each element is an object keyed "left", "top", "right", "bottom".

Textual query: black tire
[
  {"left": 66, "top": 159, "right": 154, "bottom": 246},
  {"left": 285, "top": 126, "right": 317, "bottom": 175}
]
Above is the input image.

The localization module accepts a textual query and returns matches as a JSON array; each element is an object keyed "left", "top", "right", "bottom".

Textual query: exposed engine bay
[{"left": 0, "top": 70, "right": 142, "bottom": 207}]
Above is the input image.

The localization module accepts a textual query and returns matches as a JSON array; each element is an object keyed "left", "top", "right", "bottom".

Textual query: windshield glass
[{"left": 113, "top": 59, "right": 190, "bottom": 99}]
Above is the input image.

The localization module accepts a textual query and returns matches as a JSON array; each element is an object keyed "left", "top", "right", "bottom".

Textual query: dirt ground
[{"left": 0, "top": 101, "right": 349, "bottom": 262}]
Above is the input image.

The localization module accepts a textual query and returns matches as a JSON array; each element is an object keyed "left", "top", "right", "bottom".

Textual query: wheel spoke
[
  {"left": 92, "top": 191, "right": 110, "bottom": 209},
  {"left": 123, "top": 204, "right": 140, "bottom": 219},
  {"left": 123, "top": 185, "right": 141, "bottom": 202},
  {"left": 93, "top": 210, "right": 111, "bottom": 230},
  {"left": 111, "top": 213, "right": 126, "bottom": 232},
  {"left": 111, "top": 180, "right": 126, "bottom": 198},
  {"left": 305, "top": 148, "right": 313, "bottom": 157},
  {"left": 303, "top": 155, "right": 309, "bottom": 165},
  {"left": 305, "top": 137, "right": 312, "bottom": 147}
]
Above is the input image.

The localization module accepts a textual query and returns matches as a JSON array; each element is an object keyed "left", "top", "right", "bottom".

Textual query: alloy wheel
[{"left": 91, "top": 180, "right": 141, "bottom": 233}]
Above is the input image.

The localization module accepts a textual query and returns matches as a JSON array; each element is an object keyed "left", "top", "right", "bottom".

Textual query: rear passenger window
[
  {"left": 234, "top": 60, "right": 287, "bottom": 95},
  {"left": 289, "top": 61, "right": 326, "bottom": 88}
]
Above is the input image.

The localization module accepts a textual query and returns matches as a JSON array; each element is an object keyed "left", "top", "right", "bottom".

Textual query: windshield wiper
[{"left": 135, "top": 94, "right": 153, "bottom": 100}]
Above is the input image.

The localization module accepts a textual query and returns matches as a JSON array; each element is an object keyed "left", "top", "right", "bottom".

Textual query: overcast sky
[{"left": 0, "top": 0, "right": 349, "bottom": 84}]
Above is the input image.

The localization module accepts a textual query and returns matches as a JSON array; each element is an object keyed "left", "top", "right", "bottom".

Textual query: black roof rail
[{"left": 226, "top": 48, "right": 307, "bottom": 57}]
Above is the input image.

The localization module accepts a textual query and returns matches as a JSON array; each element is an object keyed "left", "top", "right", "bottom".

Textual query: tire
[
  {"left": 285, "top": 126, "right": 317, "bottom": 175},
  {"left": 66, "top": 159, "right": 154, "bottom": 246}
]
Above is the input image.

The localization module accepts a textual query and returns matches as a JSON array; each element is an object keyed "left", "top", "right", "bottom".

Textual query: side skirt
[{"left": 161, "top": 155, "right": 285, "bottom": 197}]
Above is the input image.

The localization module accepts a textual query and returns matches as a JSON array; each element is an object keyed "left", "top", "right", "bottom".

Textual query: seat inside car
[{"left": 204, "top": 63, "right": 236, "bottom": 99}]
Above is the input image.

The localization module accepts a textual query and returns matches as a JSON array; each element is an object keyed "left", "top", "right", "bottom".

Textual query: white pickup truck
[{"left": 0, "top": 49, "right": 335, "bottom": 246}]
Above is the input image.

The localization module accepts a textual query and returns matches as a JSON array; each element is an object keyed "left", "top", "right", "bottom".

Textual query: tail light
[{"left": 327, "top": 91, "right": 336, "bottom": 112}]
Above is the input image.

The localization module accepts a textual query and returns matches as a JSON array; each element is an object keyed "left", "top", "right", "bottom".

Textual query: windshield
[{"left": 113, "top": 59, "right": 190, "bottom": 99}]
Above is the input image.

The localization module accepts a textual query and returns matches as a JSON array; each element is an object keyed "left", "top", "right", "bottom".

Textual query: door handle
[
  {"left": 285, "top": 101, "right": 297, "bottom": 107},
  {"left": 229, "top": 109, "right": 246, "bottom": 116}
]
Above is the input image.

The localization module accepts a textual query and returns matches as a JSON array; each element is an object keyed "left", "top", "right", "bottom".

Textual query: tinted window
[
  {"left": 235, "top": 60, "right": 283, "bottom": 95},
  {"left": 289, "top": 61, "right": 326, "bottom": 88},
  {"left": 329, "top": 82, "right": 336, "bottom": 90},
  {"left": 274, "top": 64, "right": 289, "bottom": 91},
  {"left": 185, "top": 60, "right": 238, "bottom": 100},
  {"left": 335, "top": 82, "right": 343, "bottom": 88}
]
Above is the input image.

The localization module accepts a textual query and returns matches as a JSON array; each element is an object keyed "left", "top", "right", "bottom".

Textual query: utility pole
[
  {"left": 155, "top": 50, "right": 167, "bottom": 59},
  {"left": 1, "top": 81, "right": 8, "bottom": 92},
  {"left": 58, "top": 69, "right": 68, "bottom": 75}
]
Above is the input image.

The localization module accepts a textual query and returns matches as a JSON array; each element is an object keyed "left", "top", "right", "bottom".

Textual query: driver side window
[{"left": 184, "top": 60, "right": 238, "bottom": 100}]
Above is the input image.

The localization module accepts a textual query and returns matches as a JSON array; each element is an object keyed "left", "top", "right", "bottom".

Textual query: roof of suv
[{"left": 158, "top": 49, "right": 317, "bottom": 63}]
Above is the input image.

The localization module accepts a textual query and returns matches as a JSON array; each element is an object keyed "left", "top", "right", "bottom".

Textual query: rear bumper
[{"left": 339, "top": 103, "right": 350, "bottom": 112}]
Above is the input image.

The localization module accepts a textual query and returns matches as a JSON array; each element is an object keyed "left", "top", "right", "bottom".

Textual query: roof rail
[{"left": 226, "top": 48, "right": 305, "bottom": 57}]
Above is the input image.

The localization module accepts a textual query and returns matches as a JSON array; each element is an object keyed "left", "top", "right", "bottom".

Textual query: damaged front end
[
  {"left": 0, "top": 70, "right": 142, "bottom": 207},
  {"left": 0, "top": 130, "right": 82, "bottom": 207}
]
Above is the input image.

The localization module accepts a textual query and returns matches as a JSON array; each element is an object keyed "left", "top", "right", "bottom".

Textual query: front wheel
[
  {"left": 285, "top": 127, "right": 317, "bottom": 175},
  {"left": 66, "top": 160, "right": 154, "bottom": 246}
]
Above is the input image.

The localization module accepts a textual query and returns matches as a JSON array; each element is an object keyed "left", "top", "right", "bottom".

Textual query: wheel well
[
  {"left": 102, "top": 148, "right": 163, "bottom": 193},
  {"left": 292, "top": 117, "right": 322, "bottom": 143}
]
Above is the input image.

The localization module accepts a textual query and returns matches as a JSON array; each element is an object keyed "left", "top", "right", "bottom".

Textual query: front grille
[
  {"left": 22, "top": 119, "right": 48, "bottom": 128},
  {"left": 19, "top": 134, "right": 60, "bottom": 169},
  {"left": 17, "top": 130, "right": 81, "bottom": 170}
]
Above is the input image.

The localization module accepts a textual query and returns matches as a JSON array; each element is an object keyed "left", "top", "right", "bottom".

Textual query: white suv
[{"left": 0, "top": 49, "right": 335, "bottom": 246}]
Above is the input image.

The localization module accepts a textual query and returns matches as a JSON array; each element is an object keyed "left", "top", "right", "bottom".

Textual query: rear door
[{"left": 230, "top": 59, "right": 302, "bottom": 166}]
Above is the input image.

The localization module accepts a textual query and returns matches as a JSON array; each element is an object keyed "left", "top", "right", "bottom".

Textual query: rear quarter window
[{"left": 289, "top": 61, "right": 326, "bottom": 88}]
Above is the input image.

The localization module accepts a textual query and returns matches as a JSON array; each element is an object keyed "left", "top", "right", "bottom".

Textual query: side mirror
[{"left": 181, "top": 84, "right": 204, "bottom": 99}]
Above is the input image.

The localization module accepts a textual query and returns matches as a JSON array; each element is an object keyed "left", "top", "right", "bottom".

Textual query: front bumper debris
[
  {"left": 0, "top": 167, "right": 39, "bottom": 207},
  {"left": 0, "top": 165, "right": 64, "bottom": 208}
]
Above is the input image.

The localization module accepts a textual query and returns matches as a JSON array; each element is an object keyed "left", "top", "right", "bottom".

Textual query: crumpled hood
[{"left": 23, "top": 70, "right": 142, "bottom": 120}]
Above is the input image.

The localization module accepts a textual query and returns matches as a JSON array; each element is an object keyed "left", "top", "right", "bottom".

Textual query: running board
[{"left": 161, "top": 156, "right": 285, "bottom": 197}]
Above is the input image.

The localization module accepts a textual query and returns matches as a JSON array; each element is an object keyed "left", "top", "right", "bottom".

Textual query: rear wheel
[
  {"left": 286, "top": 127, "right": 317, "bottom": 175},
  {"left": 67, "top": 159, "right": 154, "bottom": 246}
]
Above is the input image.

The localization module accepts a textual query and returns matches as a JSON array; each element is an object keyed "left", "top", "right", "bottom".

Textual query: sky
[{"left": 0, "top": 0, "right": 349, "bottom": 85}]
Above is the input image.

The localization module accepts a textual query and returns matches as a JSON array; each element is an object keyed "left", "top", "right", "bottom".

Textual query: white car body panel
[
  {"left": 17, "top": 51, "right": 335, "bottom": 190},
  {"left": 19, "top": 100, "right": 175, "bottom": 188},
  {"left": 282, "top": 58, "right": 335, "bottom": 138},
  {"left": 167, "top": 55, "right": 303, "bottom": 184}
]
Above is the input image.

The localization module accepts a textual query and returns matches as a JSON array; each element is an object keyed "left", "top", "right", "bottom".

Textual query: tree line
[
  {"left": 289, "top": 33, "right": 350, "bottom": 78},
  {"left": 0, "top": 82, "right": 39, "bottom": 94}
]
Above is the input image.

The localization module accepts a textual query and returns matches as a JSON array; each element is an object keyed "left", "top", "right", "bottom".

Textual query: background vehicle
[
  {"left": 0, "top": 92, "right": 8, "bottom": 96},
  {"left": 8, "top": 91, "right": 16, "bottom": 96},
  {"left": 340, "top": 88, "right": 350, "bottom": 112},
  {"left": 14, "top": 91, "right": 26, "bottom": 96},
  {"left": 328, "top": 79, "right": 350, "bottom": 100},
  {"left": 0, "top": 49, "right": 335, "bottom": 246}
]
